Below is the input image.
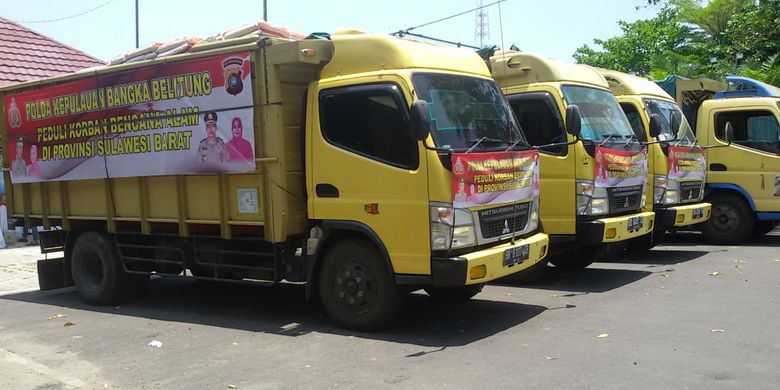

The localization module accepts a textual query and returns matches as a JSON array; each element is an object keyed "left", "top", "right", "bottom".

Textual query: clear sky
[{"left": 8, "top": 0, "right": 660, "bottom": 63}]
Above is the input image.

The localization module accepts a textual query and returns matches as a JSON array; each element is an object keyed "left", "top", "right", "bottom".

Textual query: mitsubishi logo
[{"left": 502, "top": 220, "right": 510, "bottom": 234}]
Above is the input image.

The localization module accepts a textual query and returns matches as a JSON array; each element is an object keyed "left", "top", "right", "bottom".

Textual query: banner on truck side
[
  {"left": 594, "top": 146, "right": 648, "bottom": 188},
  {"left": 667, "top": 146, "right": 706, "bottom": 181},
  {"left": 4, "top": 51, "right": 255, "bottom": 184},
  {"left": 451, "top": 150, "right": 540, "bottom": 209}
]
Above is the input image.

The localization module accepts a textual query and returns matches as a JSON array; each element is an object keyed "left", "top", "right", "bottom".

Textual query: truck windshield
[
  {"left": 411, "top": 73, "right": 526, "bottom": 151},
  {"left": 561, "top": 85, "right": 637, "bottom": 143},
  {"left": 644, "top": 98, "right": 697, "bottom": 146}
]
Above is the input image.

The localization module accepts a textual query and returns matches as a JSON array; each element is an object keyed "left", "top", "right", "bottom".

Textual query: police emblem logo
[
  {"left": 222, "top": 57, "right": 244, "bottom": 96},
  {"left": 8, "top": 97, "right": 22, "bottom": 128}
]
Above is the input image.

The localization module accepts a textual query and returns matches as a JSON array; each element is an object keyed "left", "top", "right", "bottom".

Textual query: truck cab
[
  {"left": 489, "top": 51, "right": 655, "bottom": 269},
  {"left": 661, "top": 76, "right": 780, "bottom": 243},
  {"left": 600, "top": 70, "right": 712, "bottom": 248},
  {"left": 1, "top": 31, "right": 549, "bottom": 330}
]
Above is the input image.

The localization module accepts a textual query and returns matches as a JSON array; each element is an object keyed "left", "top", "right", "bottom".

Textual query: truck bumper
[
  {"left": 656, "top": 202, "right": 711, "bottom": 228},
  {"left": 577, "top": 211, "right": 655, "bottom": 245},
  {"left": 431, "top": 232, "right": 549, "bottom": 287}
]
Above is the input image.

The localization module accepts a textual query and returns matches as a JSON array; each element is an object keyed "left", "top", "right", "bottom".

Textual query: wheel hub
[{"left": 334, "top": 263, "right": 375, "bottom": 313}]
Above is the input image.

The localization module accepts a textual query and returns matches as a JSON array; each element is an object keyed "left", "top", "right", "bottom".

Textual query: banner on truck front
[
  {"left": 451, "top": 150, "right": 540, "bottom": 209},
  {"left": 4, "top": 51, "right": 255, "bottom": 184},
  {"left": 667, "top": 146, "right": 706, "bottom": 181},
  {"left": 594, "top": 146, "right": 648, "bottom": 188}
]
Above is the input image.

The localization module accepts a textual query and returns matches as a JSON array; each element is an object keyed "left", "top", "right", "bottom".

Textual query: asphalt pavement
[{"left": 0, "top": 230, "right": 778, "bottom": 389}]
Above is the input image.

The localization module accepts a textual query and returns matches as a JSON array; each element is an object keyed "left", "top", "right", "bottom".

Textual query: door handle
[
  {"left": 710, "top": 163, "right": 727, "bottom": 171},
  {"left": 316, "top": 183, "right": 339, "bottom": 198}
]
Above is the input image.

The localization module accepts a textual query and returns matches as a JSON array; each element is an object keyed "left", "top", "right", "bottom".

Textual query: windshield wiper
[
  {"left": 466, "top": 137, "right": 505, "bottom": 153},
  {"left": 504, "top": 137, "right": 532, "bottom": 151},
  {"left": 624, "top": 134, "right": 638, "bottom": 147},
  {"left": 599, "top": 133, "right": 623, "bottom": 147}
]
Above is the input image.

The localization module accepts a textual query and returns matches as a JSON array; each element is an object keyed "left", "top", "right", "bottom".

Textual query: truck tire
[
  {"left": 702, "top": 193, "right": 754, "bottom": 245},
  {"left": 752, "top": 221, "right": 776, "bottom": 237},
  {"left": 425, "top": 283, "right": 484, "bottom": 301},
  {"left": 627, "top": 230, "right": 665, "bottom": 252},
  {"left": 71, "top": 232, "right": 141, "bottom": 305},
  {"left": 318, "top": 239, "right": 402, "bottom": 331},
  {"left": 548, "top": 246, "right": 596, "bottom": 269}
]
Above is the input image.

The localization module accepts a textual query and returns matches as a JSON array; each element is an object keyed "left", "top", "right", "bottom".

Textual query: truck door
[
  {"left": 507, "top": 91, "right": 575, "bottom": 235},
  {"left": 709, "top": 106, "right": 780, "bottom": 213},
  {"left": 308, "top": 81, "right": 430, "bottom": 275}
]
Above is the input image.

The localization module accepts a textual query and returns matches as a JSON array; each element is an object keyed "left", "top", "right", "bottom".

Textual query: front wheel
[
  {"left": 425, "top": 284, "right": 484, "bottom": 301},
  {"left": 318, "top": 239, "right": 402, "bottom": 331},
  {"left": 548, "top": 246, "right": 597, "bottom": 269},
  {"left": 627, "top": 230, "right": 665, "bottom": 252},
  {"left": 752, "top": 221, "right": 776, "bottom": 237},
  {"left": 701, "top": 194, "right": 754, "bottom": 245}
]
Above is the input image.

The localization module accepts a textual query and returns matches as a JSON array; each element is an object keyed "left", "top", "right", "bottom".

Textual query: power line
[
  {"left": 398, "top": 0, "right": 506, "bottom": 33},
  {"left": 15, "top": 0, "right": 121, "bottom": 24}
]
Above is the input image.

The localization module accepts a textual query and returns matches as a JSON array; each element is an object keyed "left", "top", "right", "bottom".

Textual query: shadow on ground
[
  {"left": 659, "top": 230, "right": 780, "bottom": 247},
  {"left": 610, "top": 248, "right": 710, "bottom": 266},
  {"left": 0, "top": 278, "right": 545, "bottom": 348},
  {"left": 495, "top": 265, "right": 652, "bottom": 294}
]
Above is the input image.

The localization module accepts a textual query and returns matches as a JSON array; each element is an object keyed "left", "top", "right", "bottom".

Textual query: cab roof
[
  {"left": 489, "top": 51, "right": 608, "bottom": 89},
  {"left": 321, "top": 31, "right": 490, "bottom": 79},
  {"left": 598, "top": 69, "right": 673, "bottom": 100}
]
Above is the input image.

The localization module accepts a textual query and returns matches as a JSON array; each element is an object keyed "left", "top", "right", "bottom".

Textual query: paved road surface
[{"left": 0, "top": 231, "right": 778, "bottom": 389}]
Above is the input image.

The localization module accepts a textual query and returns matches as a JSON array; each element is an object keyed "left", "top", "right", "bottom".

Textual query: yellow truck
[
  {"left": 0, "top": 31, "right": 549, "bottom": 330},
  {"left": 658, "top": 76, "right": 780, "bottom": 243},
  {"left": 599, "top": 70, "right": 712, "bottom": 248},
  {"left": 488, "top": 51, "right": 654, "bottom": 269}
]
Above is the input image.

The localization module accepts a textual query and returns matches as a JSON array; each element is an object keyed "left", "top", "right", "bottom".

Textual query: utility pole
[
  {"left": 263, "top": 0, "right": 267, "bottom": 21},
  {"left": 474, "top": 0, "right": 489, "bottom": 47},
  {"left": 135, "top": 0, "right": 139, "bottom": 48}
]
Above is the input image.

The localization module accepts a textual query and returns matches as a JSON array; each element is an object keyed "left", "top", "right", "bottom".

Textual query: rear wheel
[
  {"left": 425, "top": 284, "right": 484, "bottom": 301},
  {"left": 318, "top": 239, "right": 402, "bottom": 331},
  {"left": 71, "top": 232, "right": 144, "bottom": 305},
  {"left": 702, "top": 193, "right": 754, "bottom": 245}
]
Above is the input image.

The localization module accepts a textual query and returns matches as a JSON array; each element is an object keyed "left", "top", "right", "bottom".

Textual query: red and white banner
[
  {"left": 5, "top": 51, "right": 255, "bottom": 184},
  {"left": 667, "top": 146, "right": 706, "bottom": 181},
  {"left": 594, "top": 146, "right": 648, "bottom": 188},
  {"left": 451, "top": 150, "right": 540, "bottom": 208}
]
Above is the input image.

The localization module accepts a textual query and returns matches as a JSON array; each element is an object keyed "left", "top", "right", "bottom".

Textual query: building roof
[{"left": 0, "top": 17, "right": 104, "bottom": 87}]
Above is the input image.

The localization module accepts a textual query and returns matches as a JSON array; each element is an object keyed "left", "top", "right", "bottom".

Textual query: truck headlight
[
  {"left": 663, "top": 178, "right": 680, "bottom": 205},
  {"left": 654, "top": 175, "right": 667, "bottom": 204},
  {"left": 576, "top": 180, "right": 608, "bottom": 216},
  {"left": 526, "top": 198, "right": 540, "bottom": 233},
  {"left": 430, "top": 203, "right": 476, "bottom": 251}
]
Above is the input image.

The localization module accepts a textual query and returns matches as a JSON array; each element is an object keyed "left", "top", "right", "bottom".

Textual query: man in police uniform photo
[
  {"left": 198, "top": 111, "right": 227, "bottom": 164},
  {"left": 11, "top": 137, "right": 27, "bottom": 178}
]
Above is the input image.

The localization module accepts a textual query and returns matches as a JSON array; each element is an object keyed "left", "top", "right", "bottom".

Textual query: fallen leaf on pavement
[
  {"left": 597, "top": 333, "right": 609, "bottom": 338},
  {"left": 660, "top": 274, "right": 669, "bottom": 278},
  {"left": 708, "top": 272, "right": 720, "bottom": 276},
  {"left": 228, "top": 385, "right": 238, "bottom": 389},
  {"left": 711, "top": 329, "right": 725, "bottom": 333},
  {"left": 544, "top": 356, "right": 557, "bottom": 360},
  {"left": 63, "top": 322, "right": 75, "bottom": 327},
  {"left": 47, "top": 314, "right": 66, "bottom": 320},
  {"left": 148, "top": 340, "right": 163, "bottom": 348},
  {"left": 735, "top": 260, "right": 746, "bottom": 264}
]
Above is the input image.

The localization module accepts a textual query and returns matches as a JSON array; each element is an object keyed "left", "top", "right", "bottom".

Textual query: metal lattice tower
[{"left": 475, "top": 0, "right": 490, "bottom": 47}]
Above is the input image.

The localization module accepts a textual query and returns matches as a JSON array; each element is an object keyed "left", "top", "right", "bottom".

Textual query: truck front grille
[
  {"left": 679, "top": 180, "right": 703, "bottom": 203},
  {"left": 477, "top": 202, "right": 530, "bottom": 239},
  {"left": 608, "top": 185, "right": 643, "bottom": 213}
]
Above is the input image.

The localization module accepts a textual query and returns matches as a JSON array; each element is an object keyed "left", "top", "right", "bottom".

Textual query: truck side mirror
[
  {"left": 724, "top": 121, "right": 734, "bottom": 145},
  {"left": 649, "top": 114, "right": 662, "bottom": 138},
  {"left": 669, "top": 111, "right": 682, "bottom": 134},
  {"left": 409, "top": 100, "right": 431, "bottom": 141},
  {"left": 565, "top": 104, "right": 581, "bottom": 138}
]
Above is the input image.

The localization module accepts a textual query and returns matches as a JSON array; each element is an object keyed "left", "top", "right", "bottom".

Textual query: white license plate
[{"left": 628, "top": 216, "right": 644, "bottom": 231}]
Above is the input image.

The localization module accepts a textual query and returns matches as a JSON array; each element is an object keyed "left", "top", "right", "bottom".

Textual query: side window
[
  {"left": 319, "top": 84, "right": 418, "bottom": 169},
  {"left": 619, "top": 102, "right": 647, "bottom": 142},
  {"left": 508, "top": 92, "right": 567, "bottom": 155},
  {"left": 715, "top": 110, "right": 780, "bottom": 155}
]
